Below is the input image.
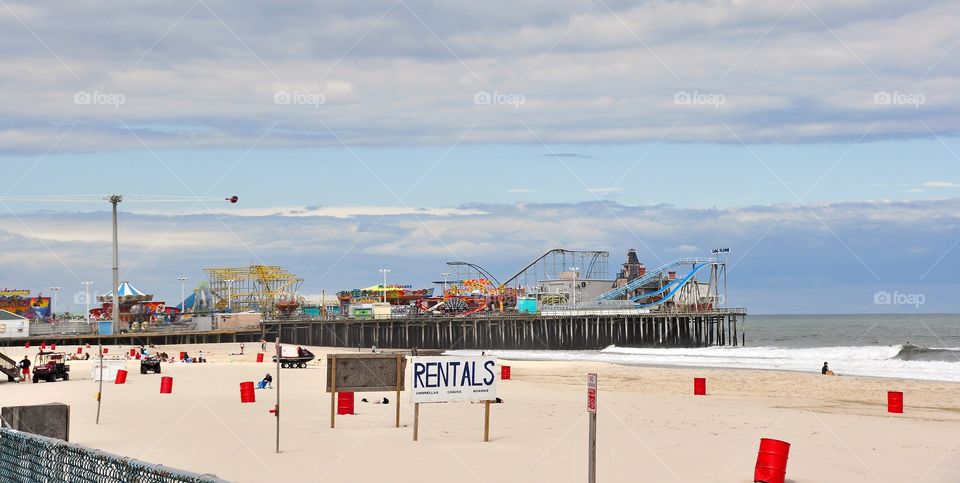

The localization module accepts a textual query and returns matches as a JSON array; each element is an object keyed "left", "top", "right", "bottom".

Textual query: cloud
[
  {"left": 2, "top": 198, "right": 958, "bottom": 313},
  {"left": 1, "top": 1, "right": 959, "bottom": 153},
  {"left": 507, "top": 188, "right": 538, "bottom": 193},
  {"left": 922, "top": 181, "right": 960, "bottom": 188}
]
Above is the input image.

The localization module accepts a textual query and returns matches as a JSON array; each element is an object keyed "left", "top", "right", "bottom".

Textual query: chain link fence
[{"left": 0, "top": 427, "right": 228, "bottom": 482}]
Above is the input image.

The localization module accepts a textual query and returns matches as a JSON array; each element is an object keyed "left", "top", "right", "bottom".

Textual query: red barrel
[
  {"left": 41, "top": 342, "right": 46, "bottom": 350},
  {"left": 102, "top": 348, "right": 109, "bottom": 354},
  {"left": 136, "top": 353, "right": 141, "bottom": 360},
  {"left": 888, "top": 391, "right": 903, "bottom": 413},
  {"left": 179, "top": 351, "right": 186, "bottom": 361},
  {"left": 160, "top": 376, "right": 173, "bottom": 394},
  {"left": 51, "top": 344, "right": 56, "bottom": 350},
  {"left": 501, "top": 365, "right": 511, "bottom": 380},
  {"left": 240, "top": 382, "right": 256, "bottom": 403},
  {"left": 754, "top": 438, "right": 790, "bottom": 483},
  {"left": 694, "top": 377, "right": 707, "bottom": 395},
  {"left": 115, "top": 369, "right": 128, "bottom": 384},
  {"left": 24, "top": 341, "right": 29, "bottom": 348},
  {"left": 129, "top": 348, "right": 137, "bottom": 357},
  {"left": 256, "top": 353, "right": 264, "bottom": 363},
  {"left": 337, "top": 391, "right": 355, "bottom": 415},
  {"left": 76, "top": 347, "right": 83, "bottom": 354}
]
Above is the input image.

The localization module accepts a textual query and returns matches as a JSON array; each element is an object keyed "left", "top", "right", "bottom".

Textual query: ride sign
[
  {"left": 410, "top": 356, "right": 498, "bottom": 403},
  {"left": 587, "top": 373, "right": 597, "bottom": 413}
]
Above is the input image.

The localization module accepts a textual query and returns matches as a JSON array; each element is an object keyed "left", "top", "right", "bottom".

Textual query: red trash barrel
[
  {"left": 754, "top": 438, "right": 790, "bottom": 483},
  {"left": 240, "top": 382, "right": 256, "bottom": 403},
  {"left": 337, "top": 391, "right": 355, "bottom": 415},
  {"left": 256, "top": 353, "right": 264, "bottom": 363},
  {"left": 24, "top": 341, "right": 29, "bottom": 348},
  {"left": 51, "top": 344, "right": 56, "bottom": 350},
  {"left": 501, "top": 365, "right": 511, "bottom": 380},
  {"left": 102, "top": 347, "right": 109, "bottom": 354},
  {"left": 179, "top": 351, "right": 187, "bottom": 361},
  {"left": 694, "top": 377, "right": 707, "bottom": 395},
  {"left": 41, "top": 342, "right": 46, "bottom": 350},
  {"left": 160, "top": 376, "right": 173, "bottom": 394},
  {"left": 77, "top": 347, "right": 83, "bottom": 354},
  {"left": 888, "top": 391, "right": 903, "bottom": 413},
  {"left": 130, "top": 348, "right": 137, "bottom": 357},
  {"left": 115, "top": 369, "right": 128, "bottom": 384}
]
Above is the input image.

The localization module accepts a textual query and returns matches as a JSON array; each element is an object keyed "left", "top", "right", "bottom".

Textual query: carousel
[{"left": 91, "top": 281, "right": 179, "bottom": 332}]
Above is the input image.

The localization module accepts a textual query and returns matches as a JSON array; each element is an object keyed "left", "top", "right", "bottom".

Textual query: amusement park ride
[
  {"left": 337, "top": 248, "right": 728, "bottom": 317},
  {"left": 0, "top": 193, "right": 239, "bottom": 334}
]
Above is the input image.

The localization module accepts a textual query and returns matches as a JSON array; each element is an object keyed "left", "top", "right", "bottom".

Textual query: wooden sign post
[
  {"left": 587, "top": 373, "right": 597, "bottom": 483},
  {"left": 409, "top": 355, "right": 498, "bottom": 443},
  {"left": 326, "top": 353, "right": 406, "bottom": 429}
]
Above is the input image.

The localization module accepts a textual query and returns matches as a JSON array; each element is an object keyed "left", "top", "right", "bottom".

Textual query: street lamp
[
  {"left": 49, "top": 286, "right": 62, "bottom": 317},
  {"left": 378, "top": 268, "right": 391, "bottom": 303},
  {"left": 178, "top": 277, "right": 189, "bottom": 313},
  {"left": 224, "top": 279, "right": 235, "bottom": 312},
  {"left": 81, "top": 281, "right": 94, "bottom": 321},
  {"left": 440, "top": 272, "right": 450, "bottom": 294},
  {"left": 568, "top": 267, "right": 580, "bottom": 306}
]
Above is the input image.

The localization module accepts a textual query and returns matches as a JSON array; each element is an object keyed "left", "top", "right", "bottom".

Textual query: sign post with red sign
[{"left": 587, "top": 373, "right": 597, "bottom": 483}]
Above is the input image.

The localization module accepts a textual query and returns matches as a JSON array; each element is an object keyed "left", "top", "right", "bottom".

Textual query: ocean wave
[
  {"left": 448, "top": 344, "right": 960, "bottom": 383},
  {"left": 895, "top": 343, "right": 960, "bottom": 362}
]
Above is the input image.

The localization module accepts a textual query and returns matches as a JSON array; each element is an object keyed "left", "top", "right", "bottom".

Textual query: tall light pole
[
  {"left": 379, "top": 269, "right": 391, "bottom": 303},
  {"left": 49, "top": 286, "right": 61, "bottom": 317},
  {"left": 224, "top": 279, "right": 235, "bottom": 312},
  {"left": 81, "top": 281, "right": 93, "bottom": 321},
  {"left": 440, "top": 272, "right": 450, "bottom": 295},
  {"left": 108, "top": 194, "right": 122, "bottom": 336},
  {"left": 178, "top": 277, "right": 189, "bottom": 313},
  {"left": 569, "top": 267, "right": 580, "bottom": 306}
]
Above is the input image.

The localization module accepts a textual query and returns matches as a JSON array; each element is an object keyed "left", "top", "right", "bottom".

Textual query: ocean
[{"left": 456, "top": 314, "right": 960, "bottom": 383}]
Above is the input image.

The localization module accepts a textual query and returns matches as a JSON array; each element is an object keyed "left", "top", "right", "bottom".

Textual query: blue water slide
[
  {"left": 634, "top": 263, "right": 707, "bottom": 308},
  {"left": 595, "top": 257, "right": 714, "bottom": 301},
  {"left": 628, "top": 278, "right": 681, "bottom": 302}
]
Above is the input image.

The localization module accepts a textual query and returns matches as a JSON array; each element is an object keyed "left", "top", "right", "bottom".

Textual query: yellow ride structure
[{"left": 205, "top": 265, "right": 303, "bottom": 315}]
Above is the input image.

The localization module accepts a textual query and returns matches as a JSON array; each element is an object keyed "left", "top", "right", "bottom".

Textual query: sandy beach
[{"left": 2, "top": 342, "right": 959, "bottom": 482}]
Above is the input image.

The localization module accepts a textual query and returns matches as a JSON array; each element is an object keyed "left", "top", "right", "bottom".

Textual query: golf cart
[
  {"left": 140, "top": 356, "right": 162, "bottom": 374},
  {"left": 33, "top": 351, "right": 70, "bottom": 383}
]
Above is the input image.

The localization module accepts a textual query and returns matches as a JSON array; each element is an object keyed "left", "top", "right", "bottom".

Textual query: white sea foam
[{"left": 448, "top": 345, "right": 960, "bottom": 383}]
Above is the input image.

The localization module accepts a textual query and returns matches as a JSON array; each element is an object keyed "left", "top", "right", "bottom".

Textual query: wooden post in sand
[
  {"left": 275, "top": 334, "right": 281, "bottom": 454},
  {"left": 587, "top": 373, "right": 597, "bottom": 483},
  {"left": 483, "top": 400, "right": 491, "bottom": 442},
  {"left": 413, "top": 403, "right": 420, "bottom": 441},
  {"left": 329, "top": 355, "right": 337, "bottom": 428},
  {"left": 395, "top": 354, "right": 402, "bottom": 428}
]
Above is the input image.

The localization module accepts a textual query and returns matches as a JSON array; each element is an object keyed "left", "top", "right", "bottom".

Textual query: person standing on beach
[
  {"left": 18, "top": 356, "right": 31, "bottom": 383},
  {"left": 240, "top": 342, "right": 245, "bottom": 355}
]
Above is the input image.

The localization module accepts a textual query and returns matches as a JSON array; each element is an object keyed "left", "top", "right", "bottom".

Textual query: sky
[{"left": 1, "top": 1, "right": 959, "bottom": 313}]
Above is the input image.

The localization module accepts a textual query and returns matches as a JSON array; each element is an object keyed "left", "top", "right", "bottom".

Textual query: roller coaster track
[
  {"left": 595, "top": 257, "right": 714, "bottom": 301},
  {"left": 501, "top": 249, "right": 608, "bottom": 287},
  {"left": 445, "top": 261, "right": 501, "bottom": 286}
]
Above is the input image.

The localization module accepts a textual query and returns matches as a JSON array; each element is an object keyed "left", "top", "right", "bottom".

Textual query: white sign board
[
  {"left": 410, "top": 356, "right": 498, "bottom": 403},
  {"left": 92, "top": 358, "right": 127, "bottom": 382}
]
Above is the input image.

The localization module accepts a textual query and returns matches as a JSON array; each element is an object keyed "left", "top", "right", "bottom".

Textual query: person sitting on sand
[
  {"left": 822, "top": 361, "right": 834, "bottom": 376},
  {"left": 256, "top": 373, "right": 273, "bottom": 389}
]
